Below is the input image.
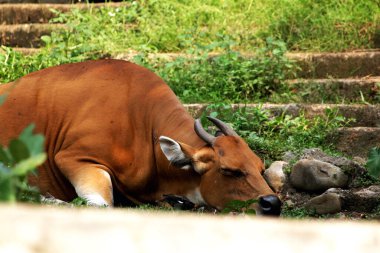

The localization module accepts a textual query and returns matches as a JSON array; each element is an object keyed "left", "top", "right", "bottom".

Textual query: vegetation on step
[
  {"left": 0, "top": 39, "right": 298, "bottom": 103},
  {"left": 366, "top": 147, "right": 380, "bottom": 178},
  {"left": 135, "top": 38, "right": 297, "bottom": 103},
  {"left": 202, "top": 104, "right": 349, "bottom": 163}
]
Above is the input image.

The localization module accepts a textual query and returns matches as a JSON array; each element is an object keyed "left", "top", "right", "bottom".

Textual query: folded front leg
[
  {"left": 55, "top": 153, "right": 113, "bottom": 207},
  {"left": 70, "top": 166, "right": 113, "bottom": 206}
]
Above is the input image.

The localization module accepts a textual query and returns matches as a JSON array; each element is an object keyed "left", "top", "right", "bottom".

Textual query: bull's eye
[{"left": 220, "top": 168, "right": 246, "bottom": 178}]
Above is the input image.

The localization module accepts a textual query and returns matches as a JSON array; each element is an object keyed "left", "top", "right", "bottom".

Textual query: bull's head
[{"left": 159, "top": 116, "right": 281, "bottom": 216}]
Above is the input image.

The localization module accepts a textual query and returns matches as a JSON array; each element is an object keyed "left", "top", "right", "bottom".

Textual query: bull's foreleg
[
  {"left": 68, "top": 166, "right": 113, "bottom": 207},
  {"left": 55, "top": 154, "right": 113, "bottom": 207}
]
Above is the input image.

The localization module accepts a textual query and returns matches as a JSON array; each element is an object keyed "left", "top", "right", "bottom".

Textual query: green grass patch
[{"left": 45, "top": 0, "right": 379, "bottom": 53}]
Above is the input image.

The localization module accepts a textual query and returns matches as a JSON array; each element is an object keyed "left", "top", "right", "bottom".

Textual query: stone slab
[
  {"left": 290, "top": 51, "right": 380, "bottom": 78},
  {"left": 0, "top": 23, "right": 65, "bottom": 47},
  {"left": 116, "top": 51, "right": 380, "bottom": 79},
  {"left": 333, "top": 127, "right": 380, "bottom": 158},
  {"left": 289, "top": 77, "right": 380, "bottom": 103},
  {"left": 184, "top": 103, "right": 380, "bottom": 127},
  {"left": 0, "top": 3, "right": 130, "bottom": 24}
]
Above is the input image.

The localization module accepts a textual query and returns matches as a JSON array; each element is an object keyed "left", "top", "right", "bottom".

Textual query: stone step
[
  {"left": 185, "top": 104, "right": 380, "bottom": 159},
  {"left": 1, "top": 0, "right": 72, "bottom": 3},
  {"left": 289, "top": 77, "right": 380, "bottom": 103},
  {"left": 184, "top": 103, "right": 380, "bottom": 128},
  {"left": 0, "top": 23, "right": 64, "bottom": 47},
  {"left": 115, "top": 51, "right": 380, "bottom": 79},
  {"left": 0, "top": 2, "right": 129, "bottom": 24},
  {"left": 333, "top": 127, "right": 380, "bottom": 158},
  {"left": 290, "top": 51, "right": 380, "bottom": 79},
  {"left": 185, "top": 103, "right": 380, "bottom": 158}
]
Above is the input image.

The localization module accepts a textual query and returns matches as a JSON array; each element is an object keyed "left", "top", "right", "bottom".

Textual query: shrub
[{"left": 0, "top": 124, "right": 46, "bottom": 203}]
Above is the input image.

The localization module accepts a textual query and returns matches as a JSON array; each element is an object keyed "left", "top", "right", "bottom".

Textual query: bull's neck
[
  {"left": 151, "top": 94, "right": 205, "bottom": 148},
  {"left": 149, "top": 89, "right": 206, "bottom": 203}
]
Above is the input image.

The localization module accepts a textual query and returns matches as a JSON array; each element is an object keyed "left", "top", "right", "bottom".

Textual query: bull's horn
[
  {"left": 194, "top": 119, "right": 216, "bottom": 145},
  {"left": 207, "top": 116, "right": 239, "bottom": 137}
]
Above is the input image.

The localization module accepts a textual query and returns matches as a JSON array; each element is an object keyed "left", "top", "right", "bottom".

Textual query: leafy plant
[
  {"left": 135, "top": 37, "right": 297, "bottom": 103},
  {"left": 221, "top": 199, "right": 257, "bottom": 215},
  {"left": 203, "top": 104, "right": 349, "bottom": 161},
  {"left": 366, "top": 147, "right": 380, "bottom": 178},
  {"left": 0, "top": 124, "right": 46, "bottom": 203},
  {"left": 280, "top": 205, "right": 312, "bottom": 219}
]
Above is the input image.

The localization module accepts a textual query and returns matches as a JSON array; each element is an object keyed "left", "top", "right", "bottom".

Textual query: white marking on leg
[
  {"left": 83, "top": 194, "right": 109, "bottom": 207},
  {"left": 186, "top": 187, "right": 206, "bottom": 205},
  {"left": 73, "top": 169, "right": 113, "bottom": 207}
]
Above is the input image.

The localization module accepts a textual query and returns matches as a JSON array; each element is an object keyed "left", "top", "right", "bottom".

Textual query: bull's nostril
[{"left": 259, "top": 195, "right": 282, "bottom": 216}]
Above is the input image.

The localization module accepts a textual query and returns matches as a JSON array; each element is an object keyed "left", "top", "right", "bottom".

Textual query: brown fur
[{"left": 0, "top": 59, "right": 275, "bottom": 208}]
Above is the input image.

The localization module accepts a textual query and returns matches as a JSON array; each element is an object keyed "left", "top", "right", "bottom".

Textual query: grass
[{"left": 45, "top": 0, "right": 379, "bottom": 53}]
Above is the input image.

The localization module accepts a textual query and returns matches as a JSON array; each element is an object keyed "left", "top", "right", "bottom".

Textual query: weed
[
  {"left": 366, "top": 147, "right": 380, "bottom": 178},
  {"left": 70, "top": 197, "right": 89, "bottom": 207},
  {"left": 221, "top": 199, "right": 257, "bottom": 215},
  {"left": 280, "top": 204, "right": 312, "bottom": 219}
]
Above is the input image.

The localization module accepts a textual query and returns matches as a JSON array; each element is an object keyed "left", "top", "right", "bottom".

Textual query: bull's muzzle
[{"left": 258, "top": 195, "right": 282, "bottom": 216}]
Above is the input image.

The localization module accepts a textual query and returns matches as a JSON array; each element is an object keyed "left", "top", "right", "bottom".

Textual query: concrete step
[
  {"left": 0, "top": 2, "right": 129, "bottom": 24},
  {"left": 290, "top": 51, "right": 380, "bottom": 79},
  {"left": 184, "top": 103, "right": 380, "bottom": 128},
  {"left": 0, "top": 23, "right": 64, "bottom": 47},
  {"left": 289, "top": 77, "right": 380, "bottom": 103}
]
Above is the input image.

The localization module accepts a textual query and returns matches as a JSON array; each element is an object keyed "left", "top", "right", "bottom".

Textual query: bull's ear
[
  {"left": 159, "top": 136, "right": 194, "bottom": 170},
  {"left": 159, "top": 136, "right": 215, "bottom": 175}
]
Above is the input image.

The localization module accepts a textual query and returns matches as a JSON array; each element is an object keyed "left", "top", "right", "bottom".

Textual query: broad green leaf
[
  {"left": 0, "top": 162, "right": 10, "bottom": 176},
  {"left": 40, "top": 35, "right": 51, "bottom": 45},
  {"left": 19, "top": 124, "right": 45, "bottom": 155},
  {"left": 224, "top": 200, "right": 244, "bottom": 210},
  {"left": 9, "top": 139, "right": 30, "bottom": 163},
  {"left": 11, "top": 153, "right": 46, "bottom": 177},
  {"left": 0, "top": 147, "right": 11, "bottom": 165},
  {"left": 366, "top": 147, "right": 380, "bottom": 178},
  {"left": 0, "top": 178, "right": 15, "bottom": 202}
]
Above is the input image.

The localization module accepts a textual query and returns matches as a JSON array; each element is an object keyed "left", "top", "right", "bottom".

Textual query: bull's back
[
  {"left": 0, "top": 60, "right": 165, "bottom": 143},
  {"left": 0, "top": 59, "right": 174, "bottom": 201}
]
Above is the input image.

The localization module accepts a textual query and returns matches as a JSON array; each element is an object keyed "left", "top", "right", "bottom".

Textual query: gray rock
[
  {"left": 290, "top": 159, "right": 349, "bottom": 191},
  {"left": 305, "top": 193, "right": 341, "bottom": 214},
  {"left": 264, "top": 161, "right": 288, "bottom": 192},
  {"left": 300, "top": 149, "right": 370, "bottom": 188}
]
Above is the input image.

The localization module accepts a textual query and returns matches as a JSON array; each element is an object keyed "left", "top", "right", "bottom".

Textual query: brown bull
[{"left": 0, "top": 59, "right": 281, "bottom": 215}]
